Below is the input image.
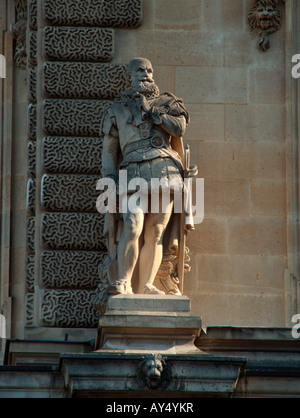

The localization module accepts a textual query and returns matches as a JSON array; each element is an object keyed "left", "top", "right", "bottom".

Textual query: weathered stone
[
  {"left": 42, "top": 99, "right": 110, "bottom": 136},
  {"left": 40, "top": 289, "right": 99, "bottom": 328},
  {"left": 43, "top": 27, "right": 114, "bottom": 62},
  {"left": 43, "top": 0, "right": 142, "bottom": 28},
  {"left": 41, "top": 174, "right": 99, "bottom": 212},
  {"left": 43, "top": 62, "right": 127, "bottom": 99},
  {"left": 41, "top": 250, "right": 107, "bottom": 289},
  {"left": 42, "top": 137, "right": 102, "bottom": 174},
  {"left": 41, "top": 212, "right": 106, "bottom": 251}
]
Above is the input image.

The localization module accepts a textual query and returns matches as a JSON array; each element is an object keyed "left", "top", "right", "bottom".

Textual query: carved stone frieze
[
  {"left": 43, "top": 62, "right": 127, "bottom": 99},
  {"left": 43, "top": 0, "right": 142, "bottom": 28},
  {"left": 248, "top": 0, "right": 282, "bottom": 51},
  {"left": 42, "top": 137, "right": 102, "bottom": 174},
  {"left": 43, "top": 99, "right": 110, "bottom": 136},
  {"left": 41, "top": 250, "right": 107, "bottom": 289},
  {"left": 43, "top": 27, "right": 114, "bottom": 62},
  {"left": 41, "top": 174, "right": 99, "bottom": 212},
  {"left": 41, "top": 212, "right": 106, "bottom": 251},
  {"left": 40, "top": 289, "right": 99, "bottom": 327}
]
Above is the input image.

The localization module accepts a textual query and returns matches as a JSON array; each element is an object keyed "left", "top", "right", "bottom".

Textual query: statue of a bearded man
[{"left": 99, "top": 58, "right": 196, "bottom": 296}]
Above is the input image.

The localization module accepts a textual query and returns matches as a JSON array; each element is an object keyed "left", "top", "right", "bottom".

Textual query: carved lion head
[
  {"left": 248, "top": 0, "right": 281, "bottom": 32},
  {"left": 248, "top": 0, "right": 281, "bottom": 50},
  {"left": 136, "top": 354, "right": 171, "bottom": 389}
]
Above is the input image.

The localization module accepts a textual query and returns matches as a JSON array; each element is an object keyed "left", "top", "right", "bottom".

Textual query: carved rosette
[{"left": 248, "top": 0, "right": 283, "bottom": 51}]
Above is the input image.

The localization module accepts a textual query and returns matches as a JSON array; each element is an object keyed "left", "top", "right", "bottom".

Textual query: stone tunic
[{"left": 100, "top": 91, "right": 189, "bottom": 191}]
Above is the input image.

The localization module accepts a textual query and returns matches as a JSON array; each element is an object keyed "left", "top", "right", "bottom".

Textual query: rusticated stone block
[
  {"left": 43, "top": 27, "right": 114, "bottom": 62},
  {"left": 28, "top": 66, "right": 37, "bottom": 103},
  {"left": 27, "top": 216, "right": 35, "bottom": 253},
  {"left": 26, "top": 178, "right": 36, "bottom": 214},
  {"left": 43, "top": 62, "right": 127, "bottom": 99},
  {"left": 40, "top": 289, "right": 99, "bottom": 327},
  {"left": 41, "top": 250, "right": 107, "bottom": 289},
  {"left": 29, "top": 0, "right": 37, "bottom": 30},
  {"left": 41, "top": 174, "right": 99, "bottom": 212},
  {"left": 27, "top": 103, "right": 36, "bottom": 140},
  {"left": 41, "top": 212, "right": 106, "bottom": 250},
  {"left": 43, "top": 0, "right": 142, "bottom": 28},
  {"left": 43, "top": 99, "right": 110, "bottom": 136},
  {"left": 27, "top": 141, "right": 36, "bottom": 177},
  {"left": 26, "top": 254, "right": 35, "bottom": 293},
  {"left": 42, "top": 137, "right": 102, "bottom": 174},
  {"left": 28, "top": 31, "right": 37, "bottom": 67}
]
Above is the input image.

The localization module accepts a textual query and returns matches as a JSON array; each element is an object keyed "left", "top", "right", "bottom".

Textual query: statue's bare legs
[{"left": 117, "top": 198, "right": 173, "bottom": 294}]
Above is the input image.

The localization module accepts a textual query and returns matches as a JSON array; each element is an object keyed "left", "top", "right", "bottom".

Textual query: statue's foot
[{"left": 141, "top": 284, "right": 165, "bottom": 295}]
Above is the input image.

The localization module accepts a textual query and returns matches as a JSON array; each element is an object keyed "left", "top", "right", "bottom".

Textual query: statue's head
[{"left": 126, "top": 58, "right": 159, "bottom": 95}]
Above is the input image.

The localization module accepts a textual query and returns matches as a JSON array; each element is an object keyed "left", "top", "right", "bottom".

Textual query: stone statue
[{"left": 97, "top": 58, "right": 197, "bottom": 299}]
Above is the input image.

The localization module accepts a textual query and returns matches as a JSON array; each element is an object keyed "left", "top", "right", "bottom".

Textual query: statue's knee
[{"left": 124, "top": 214, "right": 143, "bottom": 240}]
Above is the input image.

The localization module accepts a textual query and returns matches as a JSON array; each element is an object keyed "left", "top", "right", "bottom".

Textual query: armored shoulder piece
[{"left": 159, "top": 92, "right": 190, "bottom": 124}]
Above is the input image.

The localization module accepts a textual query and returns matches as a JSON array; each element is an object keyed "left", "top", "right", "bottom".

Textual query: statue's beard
[{"left": 131, "top": 79, "right": 160, "bottom": 96}]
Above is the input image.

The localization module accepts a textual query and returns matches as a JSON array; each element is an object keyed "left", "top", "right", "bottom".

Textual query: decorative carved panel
[
  {"left": 40, "top": 289, "right": 99, "bottom": 327},
  {"left": 41, "top": 174, "right": 99, "bottom": 212},
  {"left": 42, "top": 99, "right": 110, "bottom": 136},
  {"left": 41, "top": 212, "right": 106, "bottom": 251},
  {"left": 43, "top": 27, "right": 114, "bottom": 62},
  {"left": 43, "top": 0, "right": 142, "bottom": 28},
  {"left": 41, "top": 251, "right": 107, "bottom": 289},
  {"left": 42, "top": 137, "right": 102, "bottom": 174},
  {"left": 43, "top": 62, "right": 127, "bottom": 99}
]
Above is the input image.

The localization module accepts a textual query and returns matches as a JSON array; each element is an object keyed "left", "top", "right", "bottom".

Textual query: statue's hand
[{"left": 184, "top": 165, "right": 198, "bottom": 178}]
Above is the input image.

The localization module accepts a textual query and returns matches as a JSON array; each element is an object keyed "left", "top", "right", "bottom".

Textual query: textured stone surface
[
  {"left": 41, "top": 212, "right": 106, "bottom": 250},
  {"left": 42, "top": 137, "right": 102, "bottom": 174},
  {"left": 27, "top": 217, "right": 35, "bottom": 253},
  {"left": 25, "top": 254, "right": 35, "bottom": 293},
  {"left": 27, "top": 141, "right": 36, "bottom": 177},
  {"left": 27, "top": 103, "right": 36, "bottom": 140},
  {"left": 43, "top": 0, "right": 142, "bottom": 28},
  {"left": 42, "top": 99, "right": 110, "bottom": 136},
  {"left": 26, "top": 178, "right": 36, "bottom": 214},
  {"left": 41, "top": 174, "right": 99, "bottom": 212},
  {"left": 28, "top": 31, "right": 37, "bottom": 66},
  {"left": 41, "top": 250, "right": 107, "bottom": 289},
  {"left": 43, "top": 62, "right": 127, "bottom": 99},
  {"left": 40, "top": 289, "right": 99, "bottom": 327},
  {"left": 28, "top": 66, "right": 37, "bottom": 103},
  {"left": 43, "top": 27, "right": 114, "bottom": 62}
]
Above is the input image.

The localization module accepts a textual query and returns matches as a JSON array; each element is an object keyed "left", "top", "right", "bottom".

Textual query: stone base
[{"left": 95, "top": 294, "right": 202, "bottom": 354}]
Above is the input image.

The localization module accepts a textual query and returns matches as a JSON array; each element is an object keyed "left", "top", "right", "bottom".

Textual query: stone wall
[{"left": 1, "top": 0, "right": 299, "bottom": 346}]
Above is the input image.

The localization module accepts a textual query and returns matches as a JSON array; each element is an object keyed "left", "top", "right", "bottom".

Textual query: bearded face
[{"left": 126, "top": 58, "right": 160, "bottom": 96}]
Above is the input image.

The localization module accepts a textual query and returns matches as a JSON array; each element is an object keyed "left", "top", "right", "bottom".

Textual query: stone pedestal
[{"left": 95, "top": 294, "right": 202, "bottom": 354}]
